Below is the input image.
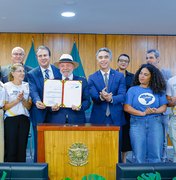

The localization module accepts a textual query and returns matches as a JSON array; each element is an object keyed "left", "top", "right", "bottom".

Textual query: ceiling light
[{"left": 61, "top": 12, "right": 75, "bottom": 17}]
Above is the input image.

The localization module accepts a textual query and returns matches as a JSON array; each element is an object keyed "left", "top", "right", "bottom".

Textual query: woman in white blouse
[{"left": 4, "top": 63, "right": 32, "bottom": 162}]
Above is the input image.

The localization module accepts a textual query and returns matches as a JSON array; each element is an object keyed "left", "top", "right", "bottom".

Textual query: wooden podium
[{"left": 37, "top": 124, "right": 120, "bottom": 180}]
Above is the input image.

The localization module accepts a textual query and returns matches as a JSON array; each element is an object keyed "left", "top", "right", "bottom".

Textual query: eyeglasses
[
  {"left": 118, "top": 59, "right": 129, "bottom": 63},
  {"left": 12, "top": 53, "right": 24, "bottom": 56}
]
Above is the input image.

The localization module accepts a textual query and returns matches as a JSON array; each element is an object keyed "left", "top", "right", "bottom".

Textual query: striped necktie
[{"left": 44, "top": 69, "right": 50, "bottom": 79}]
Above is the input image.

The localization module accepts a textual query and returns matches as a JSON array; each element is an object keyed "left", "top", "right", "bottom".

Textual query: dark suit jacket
[
  {"left": 27, "top": 65, "right": 61, "bottom": 125},
  {"left": 124, "top": 70, "right": 134, "bottom": 120},
  {"left": 2, "top": 65, "right": 32, "bottom": 83},
  {"left": 125, "top": 70, "right": 134, "bottom": 91},
  {"left": 48, "top": 75, "right": 91, "bottom": 124},
  {"left": 88, "top": 68, "right": 126, "bottom": 126}
]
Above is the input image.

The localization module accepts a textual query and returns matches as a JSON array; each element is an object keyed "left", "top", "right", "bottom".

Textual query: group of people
[{"left": 0, "top": 45, "right": 175, "bottom": 165}]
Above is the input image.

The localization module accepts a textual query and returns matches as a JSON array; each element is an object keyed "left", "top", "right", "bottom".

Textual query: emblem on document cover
[{"left": 68, "top": 143, "right": 88, "bottom": 166}]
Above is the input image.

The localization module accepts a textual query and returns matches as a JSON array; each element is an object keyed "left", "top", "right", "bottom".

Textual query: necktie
[
  {"left": 65, "top": 77, "right": 69, "bottom": 80},
  {"left": 44, "top": 69, "right": 50, "bottom": 79},
  {"left": 104, "top": 73, "right": 108, "bottom": 88},
  {"left": 104, "top": 73, "right": 110, "bottom": 116}
]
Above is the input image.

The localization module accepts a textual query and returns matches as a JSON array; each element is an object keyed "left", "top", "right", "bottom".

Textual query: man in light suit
[
  {"left": 50, "top": 54, "right": 91, "bottom": 124},
  {"left": 1, "top": 47, "right": 32, "bottom": 83},
  {"left": 27, "top": 45, "right": 61, "bottom": 161},
  {"left": 88, "top": 47, "right": 126, "bottom": 126}
]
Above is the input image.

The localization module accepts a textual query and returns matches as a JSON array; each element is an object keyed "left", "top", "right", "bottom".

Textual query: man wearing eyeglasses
[{"left": 1, "top": 47, "right": 32, "bottom": 83}]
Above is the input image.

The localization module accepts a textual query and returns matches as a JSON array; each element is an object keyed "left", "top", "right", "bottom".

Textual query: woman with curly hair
[{"left": 124, "top": 63, "right": 167, "bottom": 163}]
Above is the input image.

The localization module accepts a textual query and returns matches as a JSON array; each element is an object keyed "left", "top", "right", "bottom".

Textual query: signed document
[
  {"left": 43, "top": 79, "right": 82, "bottom": 108},
  {"left": 43, "top": 80, "right": 62, "bottom": 107},
  {"left": 63, "top": 80, "right": 82, "bottom": 108}
]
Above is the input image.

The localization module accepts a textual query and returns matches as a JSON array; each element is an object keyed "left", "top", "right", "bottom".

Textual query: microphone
[{"left": 65, "top": 114, "right": 69, "bottom": 124}]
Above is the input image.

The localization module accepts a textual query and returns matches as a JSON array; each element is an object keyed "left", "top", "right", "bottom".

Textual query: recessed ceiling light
[{"left": 61, "top": 12, "right": 75, "bottom": 17}]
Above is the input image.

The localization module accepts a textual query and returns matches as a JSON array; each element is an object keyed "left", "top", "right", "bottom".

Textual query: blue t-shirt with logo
[{"left": 125, "top": 85, "right": 168, "bottom": 118}]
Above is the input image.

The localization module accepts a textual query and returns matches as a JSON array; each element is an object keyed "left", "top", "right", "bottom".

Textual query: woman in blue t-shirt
[{"left": 124, "top": 63, "right": 167, "bottom": 163}]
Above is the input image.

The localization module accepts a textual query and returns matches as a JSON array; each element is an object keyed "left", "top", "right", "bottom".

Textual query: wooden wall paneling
[
  {"left": 158, "top": 36, "right": 176, "bottom": 76},
  {"left": 1, "top": 33, "right": 176, "bottom": 77},
  {"left": 0, "top": 33, "right": 44, "bottom": 66},
  {"left": 106, "top": 35, "right": 132, "bottom": 71},
  {"left": 146, "top": 36, "right": 158, "bottom": 51},
  {"left": 0, "top": 33, "right": 11, "bottom": 65},
  {"left": 0, "top": 33, "right": 21, "bottom": 66},
  {"left": 62, "top": 34, "right": 79, "bottom": 54},
  {"left": 131, "top": 35, "right": 148, "bottom": 73},
  {"left": 79, "top": 34, "right": 99, "bottom": 77},
  {"left": 58, "top": 34, "right": 79, "bottom": 64},
  {"left": 20, "top": 33, "right": 43, "bottom": 63},
  {"left": 44, "top": 34, "right": 63, "bottom": 64},
  {"left": 94, "top": 34, "right": 106, "bottom": 71},
  {"left": 43, "top": 34, "right": 78, "bottom": 64},
  {"left": 9, "top": 33, "right": 22, "bottom": 48}
]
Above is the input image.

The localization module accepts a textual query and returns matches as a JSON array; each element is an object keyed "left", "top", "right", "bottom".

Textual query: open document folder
[{"left": 43, "top": 79, "right": 82, "bottom": 108}]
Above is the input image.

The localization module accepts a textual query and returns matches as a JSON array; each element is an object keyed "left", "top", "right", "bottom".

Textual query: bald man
[{"left": 1, "top": 46, "right": 32, "bottom": 83}]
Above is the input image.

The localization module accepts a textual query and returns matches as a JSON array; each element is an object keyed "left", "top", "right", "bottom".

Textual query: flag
[
  {"left": 71, "top": 42, "right": 86, "bottom": 77},
  {"left": 25, "top": 41, "right": 39, "bottom": 68},
  {"left": 71, "top": 42, "right": 92, "bottom": 122}
]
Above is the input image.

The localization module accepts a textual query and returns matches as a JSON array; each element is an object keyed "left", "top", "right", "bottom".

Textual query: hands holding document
[{"left": 43, "top": 80, "right": 82, "bottom": 110}]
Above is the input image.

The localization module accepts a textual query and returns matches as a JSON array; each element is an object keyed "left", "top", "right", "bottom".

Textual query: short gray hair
[
  {"left": 36, "top": 45, "right": 51, "bottom": 57},
  {"left": 147, "top": 49, "right": 160, "bottom": 58},
  {"left": 11, "top": 47, "right": 25, "bottom": 55},
  {"left": 96, "top": 47, "right": 112, "bottom": 60}
]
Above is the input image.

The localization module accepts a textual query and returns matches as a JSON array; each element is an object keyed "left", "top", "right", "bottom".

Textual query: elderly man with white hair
[
  {"left": 1, "top": 46, "right": 32, "bottom": 83},
  {"left": 51, "top": 53, "right": 91, "bottom": 124}
]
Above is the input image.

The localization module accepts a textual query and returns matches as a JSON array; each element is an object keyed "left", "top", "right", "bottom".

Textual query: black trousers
[{"left": 4, "top": 115, "right": 30, "bottom": 162}]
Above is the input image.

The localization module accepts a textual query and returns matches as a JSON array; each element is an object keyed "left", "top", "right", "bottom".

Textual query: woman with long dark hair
[{"left": 124, "top": 63, "right": 167, "bottom": 163}]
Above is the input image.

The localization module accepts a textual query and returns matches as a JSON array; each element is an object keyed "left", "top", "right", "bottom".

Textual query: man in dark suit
[
  {"left": 1, "top": 47, "right": 32, "bottom": 83},
  {"left": 88, "top": 47, "right": 126, "bottom": 126},
  {"left": 27, "top": 45, "right": 61, "bottom": 161},
  {"left": 50, "top": 54, "right": 91, "bottom": 124},
  {"left": 88, "top": 48, "right": 126, "bottom": 162}
]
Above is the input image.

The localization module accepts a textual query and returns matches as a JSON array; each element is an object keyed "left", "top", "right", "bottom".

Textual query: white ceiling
[{"left": 0, "top": 0, "right": 176, "bottom": 35}]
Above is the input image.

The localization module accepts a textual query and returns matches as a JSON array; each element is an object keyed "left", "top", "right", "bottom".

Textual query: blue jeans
[
  {"left": 130, "top": 116, "right": 163, "bottom": 163},
  {"left": 161, "top": 114, "right": 170, "bottom": 161}
]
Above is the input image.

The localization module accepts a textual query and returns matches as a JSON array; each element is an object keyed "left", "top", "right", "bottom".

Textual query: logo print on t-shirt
[{"left": 138, "top": 93, "right": 155, "bottom": 105}]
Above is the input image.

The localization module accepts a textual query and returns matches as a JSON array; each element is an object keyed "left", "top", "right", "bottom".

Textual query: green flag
[
  {"left": 71, "top": 42, "right": 92, "bottom": 122},
  {"left": 71, "top": 42, "right": 86, "bottom": 77},
  {"left": 25, "top": 41, "right": 39, "bottom": 68}
]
